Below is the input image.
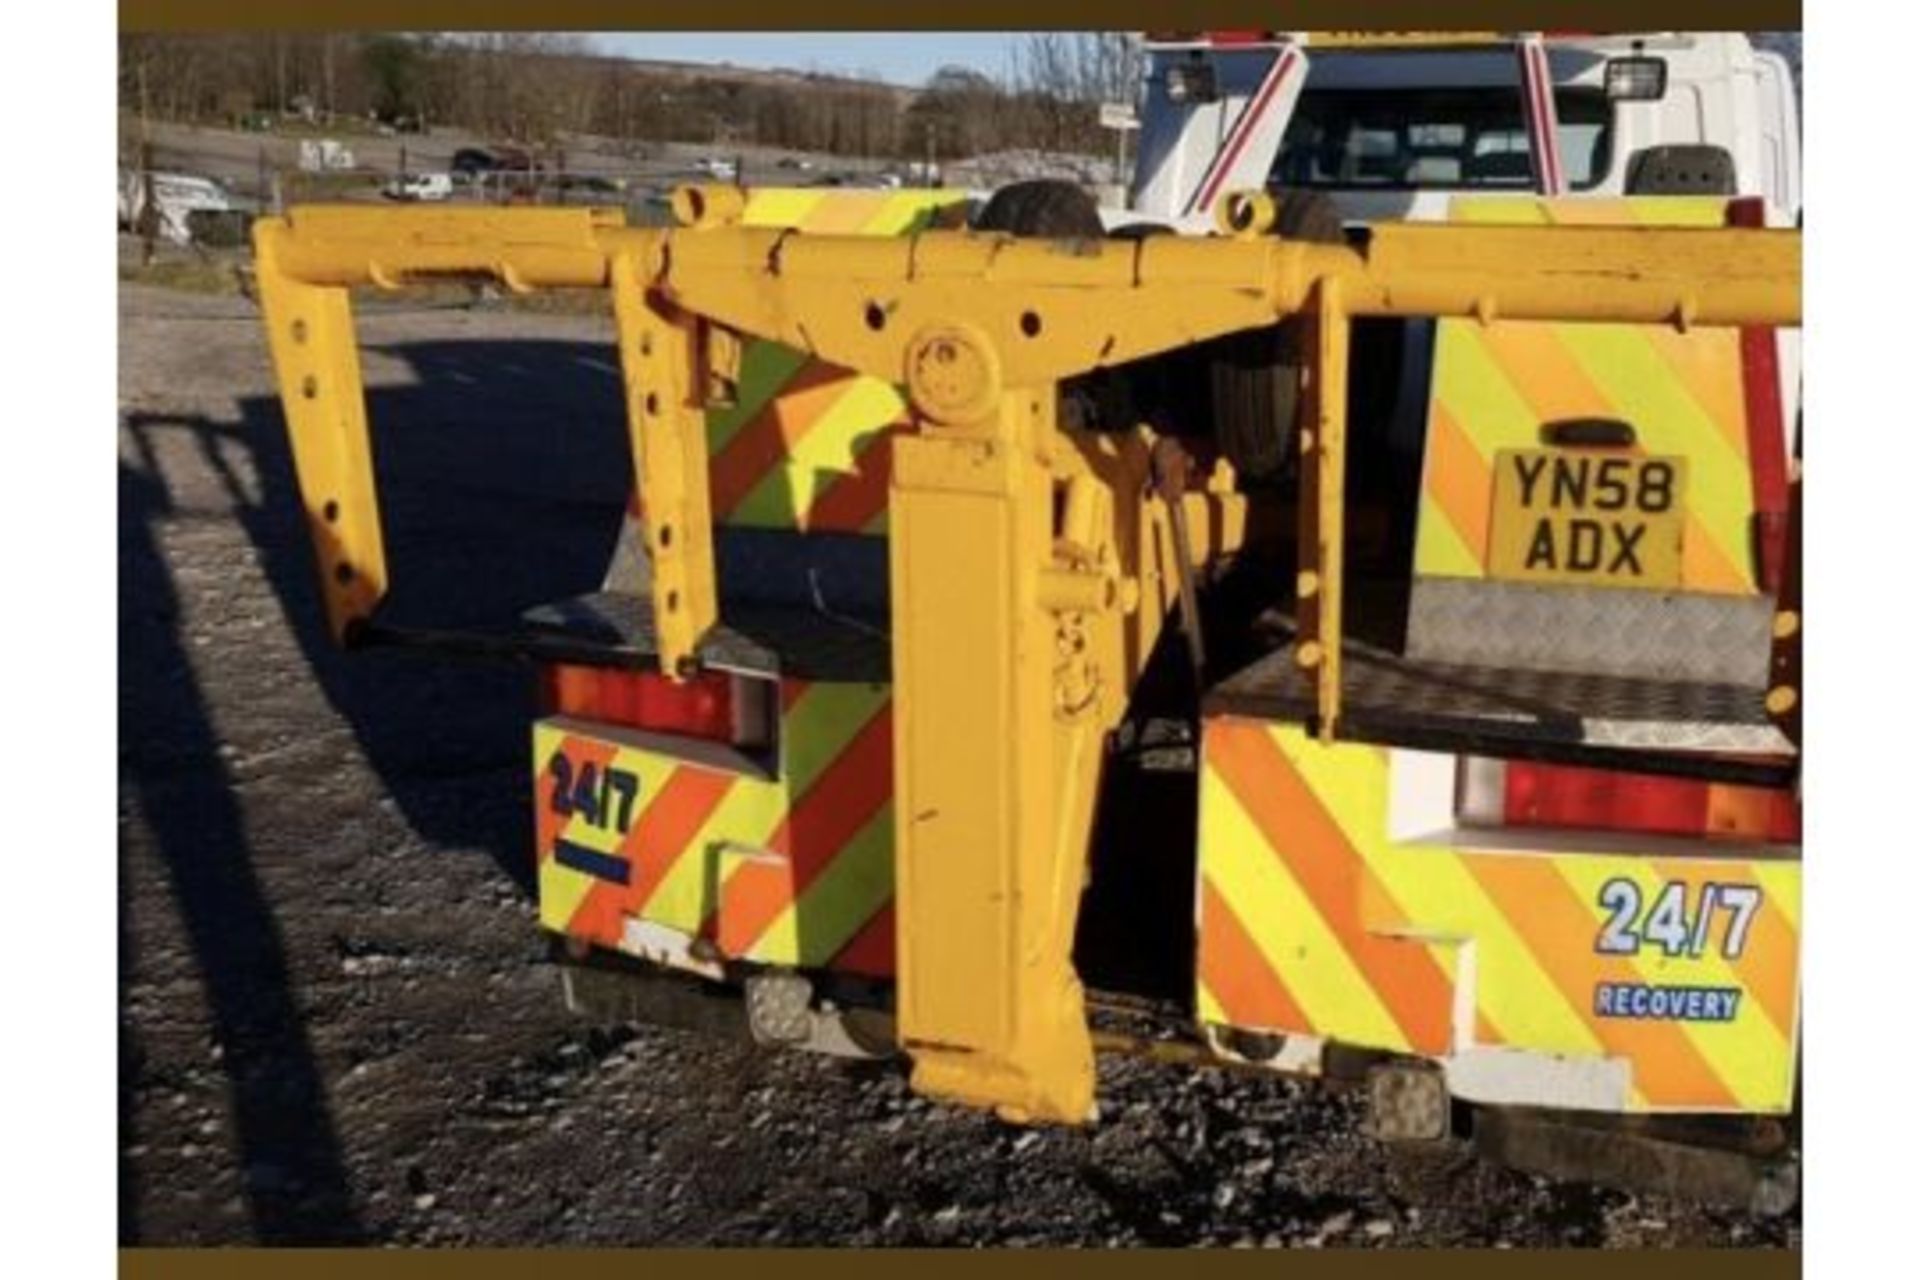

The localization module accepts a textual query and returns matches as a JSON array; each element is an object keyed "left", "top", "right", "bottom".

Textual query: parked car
[
  {"left": 382, "top": 172, "right": 454, "bottom": 202},
  {"left": 453, "top": 145, "right": 540, "bottom": 178},
  {"left": 450, "top": 147, "right": 497, "bottom": 179}
]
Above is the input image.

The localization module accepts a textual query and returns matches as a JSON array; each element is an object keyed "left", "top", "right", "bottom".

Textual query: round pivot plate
[{"left": 906, "top": 323, "right": 1002, "bottom": 426}]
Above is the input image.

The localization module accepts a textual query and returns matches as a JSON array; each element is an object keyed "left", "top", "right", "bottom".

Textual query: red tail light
[
  {"left": 538, "top": 663, "right": 772, "bottom": 749},
  {"left": 1462, "top": 759, "right": 1799, "bottom": 843}
]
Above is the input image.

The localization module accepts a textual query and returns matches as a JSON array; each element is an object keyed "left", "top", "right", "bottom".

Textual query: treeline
[{"left": 118, "top": 33, "right": 1142, "bottom": 161}]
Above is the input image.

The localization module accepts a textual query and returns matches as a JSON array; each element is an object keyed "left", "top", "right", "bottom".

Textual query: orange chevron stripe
[
  {"left": 568, "top": 879, "right": 628, "bottom": 946},
  {"left": 1539, "top": 198, "right": 1637, "bottom": 226},
  {"left": 780, "top": 677, "right": 812, "bottom": 716},
  {"left": 624, "top": 766, "right": 736, "bottom": 916},
  {"left": 1465, "top": 855, "right": 1738, "bottom": 1108},
  {"left": 716, "top": 702, "right": 894, "bottom": 955},
  {"left": 568, "top": 763, "right": 735, "bottom": 948},
  {"left": 1208, "top": 726, "right": 1454, "bottom": 1054},
  {"left": 1638, "top": 325, "right": 1750, "bottom": 460},
  {"left": 1735, "top": 894, "right": 1800, "bottom": 1041},
  {"left": 1475, "top": 322, "right": 1614, "bottom": 423},
  {"left": 805, "top": 425, "right": 900, "bottom": 533},
  {"left": 707, "top": 361, "right": 858, "bottom": 518},
  {"left": 1650, "top": 856, "right": 1799, "bottom": 1042},
  {"left": 830, "top": 901, "right": 896, "bottom": 977},
  {"left": 535, "top": 733, "right": 616, "bottom": 864},
  {"left": 797, "top": 191, "right": 893, "bottom": 233},
  {"left": 1424, "top": 401, "right": 1492, "bottom": 565},
  {"left": 1681, "top": 511, "right": 1749, "bottom": 594},
  {"left": 1199, "top": 877, "right": 1311, "bottom": 1032}
]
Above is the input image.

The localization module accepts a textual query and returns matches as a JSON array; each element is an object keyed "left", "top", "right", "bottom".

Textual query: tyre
[
  {"left": 973, "top": 179, "right": 1104, "bottom": 238},
  {"left": 1209, "top": 190, "right": 1344, "bottom": 484}
]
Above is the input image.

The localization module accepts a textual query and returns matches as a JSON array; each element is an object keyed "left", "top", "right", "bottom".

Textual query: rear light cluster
[
  {"left": 538, "top": 662, "right": 775, "bottom": 750},
  {"left": 1459, "top": 758, "right": 1799, "bottom": 844}
]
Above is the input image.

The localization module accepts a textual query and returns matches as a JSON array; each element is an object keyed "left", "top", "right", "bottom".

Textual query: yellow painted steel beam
[
  {"left": 607, "top": 254, "right": 718, "bottom": 674},
  {"left": 640, "top": 222, "right": 1798, "bottom": 396},
  {"left": 259, "top": 204, "right": 1802, "bottom": 336},
  {"left": 262, "top": 204, "right": 620, "bottom": 292},
  {"left": 886, "top": 378, "right": 1134, "bottom": 1123},
  {"left": 253, "top": 218, "right": 387, "bottom": 643},
  {"left": 1295, "top": 279, "right": 1350, "bottom": 740},
  {"left": 255, "top": 206, "right": 1798, "bottom": 658}
]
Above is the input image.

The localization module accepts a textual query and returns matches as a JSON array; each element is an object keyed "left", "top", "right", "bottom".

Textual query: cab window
[{"left": 1272, "top": 87, "right": 1613, "bottom": 190}]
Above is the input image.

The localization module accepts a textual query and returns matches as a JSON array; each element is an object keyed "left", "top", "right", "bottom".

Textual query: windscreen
[{"left": 1270, "top": 87, "right": 1612, "bottom": 190}]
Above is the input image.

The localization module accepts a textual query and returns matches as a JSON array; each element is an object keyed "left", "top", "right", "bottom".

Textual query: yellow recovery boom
[{"left": 254, "top": 193, "right": 1800, "bottom": 1124}]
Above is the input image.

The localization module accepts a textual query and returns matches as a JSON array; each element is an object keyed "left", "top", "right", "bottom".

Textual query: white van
[{"left": 382, "top": 172, "right": 454, "bottom": 203}]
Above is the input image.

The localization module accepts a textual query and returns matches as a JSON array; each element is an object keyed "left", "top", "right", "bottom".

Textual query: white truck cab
[
  {"left": 1121, "top": 31, "right": 1802, "bottom": 461},
  {"left": 1128, "top": 32, "right": 1800, "bottom": 229}
]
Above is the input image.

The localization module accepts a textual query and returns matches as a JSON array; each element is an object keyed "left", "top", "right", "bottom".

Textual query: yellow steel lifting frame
[{"left": 254, "top": 196, "right": 1801, "bottom": 1125}]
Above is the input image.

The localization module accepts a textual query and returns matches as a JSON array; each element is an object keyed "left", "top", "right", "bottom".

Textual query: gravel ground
[{"left": 117, "top": 280, "right": 1799, "bottom": 1247}]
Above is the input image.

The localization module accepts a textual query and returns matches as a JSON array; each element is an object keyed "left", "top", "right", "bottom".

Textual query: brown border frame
[
  {"left": 116, "top": 1, "right": 1801, "bottom": 1271},
  {"left": 122, "top": 1247, "right": 1802, "bottom": 1277},
  {"left": 120, "top": 2, "right": 1801, "bottom": 34}
]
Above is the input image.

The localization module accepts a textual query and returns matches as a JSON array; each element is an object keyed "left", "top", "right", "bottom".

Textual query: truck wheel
[
  {"left": 973, "top": 179, "right": 1104, "bottom": 238},
  {"left": 1210, "top": 190, "right": 1344, "bottom": 485}
]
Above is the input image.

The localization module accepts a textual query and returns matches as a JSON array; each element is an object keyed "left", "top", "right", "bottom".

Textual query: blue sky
[{"left": 594, "top": 32, "right": 1028, "bottom": 87}]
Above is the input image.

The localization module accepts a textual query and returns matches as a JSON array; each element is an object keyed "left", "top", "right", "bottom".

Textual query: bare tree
[
  {"left": 1011, "top": 32, "right": 1142, "bottom": 151},
  {"left": 117, "top": 30, "right": 1133, "bottom": 164}
]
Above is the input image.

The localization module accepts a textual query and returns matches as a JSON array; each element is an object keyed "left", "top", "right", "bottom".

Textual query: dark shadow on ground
[
  {"left": 120, "top": 453, "right": 364, "bottom": 1243},
  {"left": 118, "top": 836, "right": 142, "bottom": 1244},
  {"left": 124, "top": 336, "right": 630, "bottom": 896},
  {"left": 120, "top": 335, "right": 631, "bottom": 1241}
]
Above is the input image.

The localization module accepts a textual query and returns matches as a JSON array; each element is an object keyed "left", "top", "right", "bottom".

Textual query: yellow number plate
[{"left": 1487, "top": 449, "right": 1688, "bottom": 589}]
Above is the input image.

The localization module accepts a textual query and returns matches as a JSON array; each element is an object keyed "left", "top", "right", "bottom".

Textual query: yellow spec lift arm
[{"left": 254, "top": 194, "right": 1800, "bottom": 1124}]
